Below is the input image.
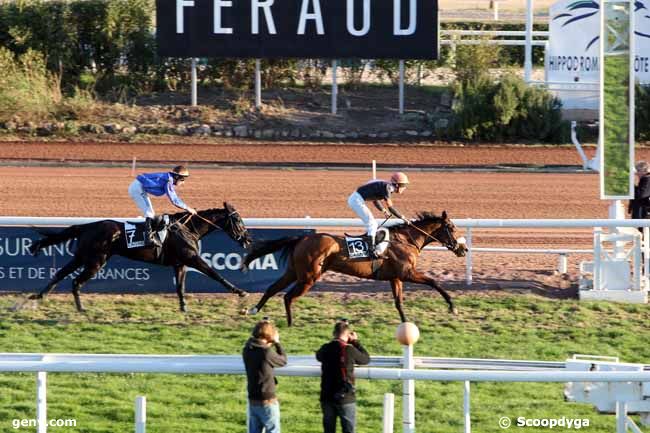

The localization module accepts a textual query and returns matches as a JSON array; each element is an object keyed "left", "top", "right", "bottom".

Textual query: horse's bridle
[{"left": 402, "top": 220, "right": 458, "bottom": 252}]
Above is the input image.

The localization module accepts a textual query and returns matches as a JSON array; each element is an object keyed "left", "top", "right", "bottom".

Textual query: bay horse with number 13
[{"left": 242, "top": 211, "right": 467, "bottom": 326}]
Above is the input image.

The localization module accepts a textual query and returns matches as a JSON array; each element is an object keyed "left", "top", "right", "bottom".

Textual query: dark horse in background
[
  {"left": 243, "top": 211, "right": 467, "bottom": 325},
  {"left": 26, "top": 202, "right": 252, "bottom": 312}
]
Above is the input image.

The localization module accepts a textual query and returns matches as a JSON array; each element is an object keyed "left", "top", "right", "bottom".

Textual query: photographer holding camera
[
  {"left": 243, "top": 319, "right": 287, "bottom": 433},
  {"left": 316, "top": 320, "right": 370, "bottom": 433}
]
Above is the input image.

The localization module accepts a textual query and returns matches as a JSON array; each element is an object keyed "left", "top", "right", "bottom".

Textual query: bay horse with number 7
[{"left": 242, "top": 211, "right": 467, "bottom": 326}]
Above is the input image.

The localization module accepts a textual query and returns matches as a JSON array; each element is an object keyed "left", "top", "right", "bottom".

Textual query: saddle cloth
[
  {"left": 344, "top": 228, "right": 389, "bottom": 259},
  {"left": 124, "top": 218, "right": 169, "bottom": 249},
  {"left": 124, "top": 222, "right": 146, "bottom": 249}
]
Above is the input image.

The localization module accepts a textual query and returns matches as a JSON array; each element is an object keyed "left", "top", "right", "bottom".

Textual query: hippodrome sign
[{"left": 156, "top": 0, "right": 438, "bottom": 59}]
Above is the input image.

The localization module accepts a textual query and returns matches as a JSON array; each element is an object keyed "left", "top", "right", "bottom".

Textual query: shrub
[
  {"left": 0, "top": 47, "right": 61, "bottom": 122},
  {"left": 452, "top": 73, "right": 568, "bottom": 142},
  {"left": 637, "top": 84, "right": 650, "bottom": 141}
]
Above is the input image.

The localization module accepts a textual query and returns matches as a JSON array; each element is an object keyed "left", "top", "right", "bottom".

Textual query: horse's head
[
  {"left": 418, "top": 211, "right": 467, "bottom": 257},
  {"left": 222, "top": 202, "right": 253, "bottom": 249}
]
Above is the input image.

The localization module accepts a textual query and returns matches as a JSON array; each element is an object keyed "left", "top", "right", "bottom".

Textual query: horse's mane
[
  {"left": 169, "top": 207, "right": 225, "bottom": 221},
  {"left": 391, "top": 211, "right": 444, "bottom": 230}
]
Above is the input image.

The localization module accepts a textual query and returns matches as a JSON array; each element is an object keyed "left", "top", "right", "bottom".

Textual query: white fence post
[
  {"left": 383, "top": 393, "right": 395, "bottom": 433},
  {"left": 37, "top": 371, "right": 47, "bottom": 433},
  {"left": 403, "top": 345, "right": 415, "bottom": 433},
  {"left": 558, "top": 254, "right": 568, "bottom": 274},
  {"left": 372, "top": 160, "right": 377, "bottom": 179},
  {"left": 131, "top": 157, "right": 137, "bottom": 178},
  {"left": 331, "top": 59, "right": 338, "bottom": 115},
  {"left": 465, "top": 227, "right": 473, "bottom": 285},
  {"left": 191, "top": 58, "right": 198, "bottom": 106},
  {"left": 524, "top": 0, "right": 533, "bottom": 82},
  {"left": 255, "top": 59, "right": 262, "bottom": 109},
  {"left": 398, "top": 60, "right": 405, "bottom": 115},
  {"left": 616, "top": 401, "right": 627, "bottom": 433},
  {"left": 463, "top": 381, "right": 471, "bottom": 433},
  {"left": 135, "top": 396, "right": 146, "bottom": 433}
]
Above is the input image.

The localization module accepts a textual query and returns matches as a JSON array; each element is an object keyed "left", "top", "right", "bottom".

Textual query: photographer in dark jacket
[
  {"left": 316, "top": 320, "right": 370, "bottom": 433},
  {"left": 629, "top": 161, "right": 650, "bottom": 229},
  {"left": 243, "top": 320, "right": 287, "bottom": 433}
]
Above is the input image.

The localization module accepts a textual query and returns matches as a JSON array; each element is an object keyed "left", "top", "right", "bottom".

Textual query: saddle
[{"left": 344, "top": 228, "right": 389, "bottom": 259}]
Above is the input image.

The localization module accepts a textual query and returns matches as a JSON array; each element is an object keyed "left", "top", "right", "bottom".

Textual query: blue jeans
[
  {"left": 248, "top": 401, "right": 280, "bottom": 433},
  {"left": 321, "top": 400, "right": 356, "bottom": 433}
]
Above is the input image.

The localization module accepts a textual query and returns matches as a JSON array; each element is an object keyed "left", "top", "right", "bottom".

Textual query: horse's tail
[
  {"left": 242, "top": 236, "right": 303, "bottom": 269},
  {"left": 29, "top": 225, "right": 84, "bottom": 257}
]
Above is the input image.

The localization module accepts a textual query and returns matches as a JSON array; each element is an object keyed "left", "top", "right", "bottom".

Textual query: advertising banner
[
  {"left": 156, "top": 0, "right": 438, "bottom": 59},
  {"left": 0, "top": 227, "right": 313, "bottom": 293}
]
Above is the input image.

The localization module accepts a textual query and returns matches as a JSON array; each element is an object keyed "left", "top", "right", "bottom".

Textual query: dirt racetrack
[{"left": 1, "top": 141, "right": 638, "bottom": 298}]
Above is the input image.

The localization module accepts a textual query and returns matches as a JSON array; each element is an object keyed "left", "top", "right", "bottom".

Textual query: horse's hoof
[
  {"left": 450, "top": 307, "right": 459, "bottom": 315},
  {"left": 238, "top": 291, "right": 249, "bottom": 298},
  {"left": 180, "top": 307, "right": 187, "bottom": 313}
]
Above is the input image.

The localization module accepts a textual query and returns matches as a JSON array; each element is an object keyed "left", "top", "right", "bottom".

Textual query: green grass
[{"left": 0, "top": 291, "right": 648, "bottom": 433}]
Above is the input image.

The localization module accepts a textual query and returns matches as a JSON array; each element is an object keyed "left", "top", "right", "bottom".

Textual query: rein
[{"left": 396, "top": 219, "right": 448, "bottom": 252}]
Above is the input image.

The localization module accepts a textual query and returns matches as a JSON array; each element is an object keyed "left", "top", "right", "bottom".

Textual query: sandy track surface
[
  {"left": 1, "top": 145, "right": 612, "bottom": 298},
  {"left": 0, "top": 141, "right": 612, "bottom": 167}
]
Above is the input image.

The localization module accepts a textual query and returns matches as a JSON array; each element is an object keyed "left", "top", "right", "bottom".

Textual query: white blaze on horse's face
[{"left": 456, "top": 237, "right": 466, "bottom": 246}]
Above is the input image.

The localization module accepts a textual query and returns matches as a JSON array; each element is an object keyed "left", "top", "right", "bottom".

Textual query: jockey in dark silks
[
  {"left": 128, "top": 165, "right": 197, "bottom": 247},
  {"left": 347, "top": 172, "right": 409, "bottom": 258}
]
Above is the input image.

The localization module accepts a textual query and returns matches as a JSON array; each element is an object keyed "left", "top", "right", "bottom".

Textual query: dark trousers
[{"left": 321, "top": 400, "right": 356, "bottom": 433}]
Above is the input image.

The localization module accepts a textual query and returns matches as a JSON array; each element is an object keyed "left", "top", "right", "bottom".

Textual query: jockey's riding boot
[
  {"left": 368, "top": 234, "right": 380, "bottom": 259},
  {"left": 145, "top": 217, "right": 162, "bottom": 248}
]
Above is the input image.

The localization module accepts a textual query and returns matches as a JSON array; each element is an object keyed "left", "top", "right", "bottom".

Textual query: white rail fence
[
  {"left": 3, "top": 353, "right": 650, "bottom": 433},
  {"left": 2, "top": 216, "right": 650, "bottom": 286}
]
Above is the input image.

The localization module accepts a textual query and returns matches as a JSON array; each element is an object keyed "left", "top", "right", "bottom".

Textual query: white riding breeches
[
  {"left": 347, "top": 192, "right": 378, "bottom": 238},
  {"left": 128, "top": 180, "right": 155, "bottom": 218}
]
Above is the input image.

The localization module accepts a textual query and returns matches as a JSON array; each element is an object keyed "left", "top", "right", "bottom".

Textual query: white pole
[
  {"left": 398, "top": 60, "right": 405, "bottom": 115},
  {"left": 383, "top": 393, "right": 395, "bottom": 433},
  {"left": 609, "top": 201, "right": 626, "bottom": 258},
  {"left": 616, "top": 401, "right": 627, "bottom": 433},
  {"left": 558, "top": 254, "right": 568, "bottom": 274},
  {"left": 255, "top": 59, "right": 262, "bottom": 109},
  {"left": 191, "top": 58, "right": 198, "bottom": 107},
  {"left": 332, "top": 59, "right": 338, "bottom": 115},
  {"left": 634, "top": 235, "right": 641, "bottom": 291},
  {"left": 493, "top": 0, "right": 499, "bottom": 20},
  {"left": 246, "top": 400, "right": 250, "bottom": 433},
  {"left": 131, "top": 157, "right": 136, "bottom": 178},
  {"left": 465, "top": 227, "right": 473, "bottom": 285},
  {"left": 372, "top": 160, "right": 377, "bottom": 179},
  {"left": 402, "top": 345, "right": 415, "bottom": 433},
  {"left": 524, "top": 0, "right": 533, "bottom": 82},
  {"left": 463, "top": 381, "right": 471, "bottom": 433},
  {"left": 135, "top": 396, "right": 146, "bottom": 433},
  {"left": 593, "top": 229, "right": 602, "bottom": 290},
  {"left": 642, "top": 227, "right": 650, "bottom": 290},
  {"left": 37, "top": 372, "right": 47, "bottom": 433}
]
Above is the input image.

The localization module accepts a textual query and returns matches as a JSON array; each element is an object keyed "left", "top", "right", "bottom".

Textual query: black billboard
[{"left": 156, "top": 0, "right": 438, "bottom": 59}]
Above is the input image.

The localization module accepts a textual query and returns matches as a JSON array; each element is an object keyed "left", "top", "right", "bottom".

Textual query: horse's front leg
[
  {"left": 184, "top": 255, "right": 248, "bottom": 297},
  {"left": 389, "top": 279, "right": 407, "bottom": 322},
  {"left": 405, "top": 271, "right": 457, "bottom": 315},
  {"left": 174, "top": 265, "right": 188, "bottom": 312}
]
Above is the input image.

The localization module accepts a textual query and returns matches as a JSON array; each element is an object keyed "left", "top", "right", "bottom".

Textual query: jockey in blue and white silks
[
  {"left": 347, "top": 172, "right": 409, "bottom": 257},
  {"left": 128, "top": 165, "right": 196, "bottom": 246}
]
